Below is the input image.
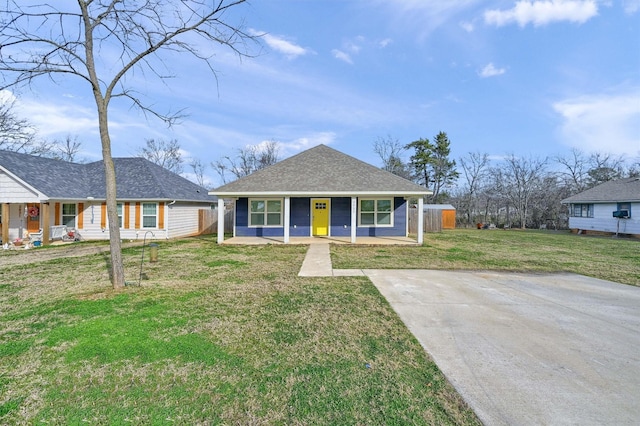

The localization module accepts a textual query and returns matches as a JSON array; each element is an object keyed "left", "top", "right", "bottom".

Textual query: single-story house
[
  {"left": 209, "top": 144, "right": 431, "bottom": 244},
  {"left": 561, "top": 177, "right": 640, "bottom": 237},
  {"left": 0, "top": 150, "right": 214, "bottom": 245},
  {"left": 424, "top": 204, "right": 456, "bottom": 229}
]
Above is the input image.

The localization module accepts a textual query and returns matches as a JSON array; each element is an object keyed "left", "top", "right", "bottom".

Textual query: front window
[
  {"left": 116, "top": 203, "right": 123, "bottom": 228},
  {"left": 62, "top": 203, "right": 76, "bottom": 227},
  {"left": 571, "top": 204, "right": 593, "bottom": 218},
  {"left": 617, "top": 202, "right": 631, "bottom": 218},
  {"left": 250, "top": 199, "right": 282, "bottom": 227},
  {"left": 359, "top": 199, "right": 393, "bottom": 227},
  {"left": 142, "top": 203, "right": 157, "bottom": 228}
]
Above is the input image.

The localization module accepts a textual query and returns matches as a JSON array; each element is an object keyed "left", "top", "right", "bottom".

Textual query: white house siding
[
  {"left": 569, "top": 202, "right": 640, "bottom": 235},
  {"left": 0, "top": 172, "right": 40, "bottom": 203},
  {"left": 70, "top": 201, "right": 208, "bottom": 241},
  {"left": 167, "top": 202, "right": 209, "bottom": 238}
]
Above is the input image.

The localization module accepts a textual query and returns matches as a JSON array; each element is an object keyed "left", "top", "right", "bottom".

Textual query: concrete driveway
[{"left": 365, "top": 270, "right": 640, "bottom": 425}]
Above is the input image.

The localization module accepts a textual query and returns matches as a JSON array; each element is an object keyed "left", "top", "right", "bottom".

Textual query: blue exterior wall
[
  {"left": 234, "top": 196, "right": 407, "bottom": 237},
  {"left": 290, "top": 197, "right": 311, "bottom": 236},
  {"left": 356, "top": 197, "right": 407, "bottom": 237}
]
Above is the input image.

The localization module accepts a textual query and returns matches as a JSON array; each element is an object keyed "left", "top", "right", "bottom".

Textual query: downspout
[{"left": 166, "top": 200, "right": 176, "bottom": 239}]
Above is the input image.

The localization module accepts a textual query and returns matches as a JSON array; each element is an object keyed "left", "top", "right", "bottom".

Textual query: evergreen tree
[{"left": 406, "top": 132, "right": 459, "bottom": 203}]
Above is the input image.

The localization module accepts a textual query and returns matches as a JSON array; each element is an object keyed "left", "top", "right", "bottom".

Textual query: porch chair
[{"left": 50, "top": 225, "right": 67, "bottom": 240}]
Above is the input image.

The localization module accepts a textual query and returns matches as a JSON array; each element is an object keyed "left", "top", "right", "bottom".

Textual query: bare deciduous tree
[
  {"left": 493, "top": 154, "right": 547, "bottom": 229},
  {"left": 0, "top": 0, "right": 258, "bottom": 288},
  {"left": 555, "top": 148, "right": 590, "bottom": 193},
  {"left": 458, "top": 152, "right": 490, "bottom": 225},
  {"left": 0, "top": 95, "right": 37, "bottom": 152},
  {"left": 214, "top": 140, "right": 280, "bottom": 184},
  {"left": 52, "top": 135, "right": 83, "bottom": 163},
  {"left": 138, "top": 138, "right": 183, "bottom": 174},
  {"left": 189, "top": 158, "right": 208, "bottom": 188},
  {"left": 373, "top": 135, "right": 411, "bottom": 179}
]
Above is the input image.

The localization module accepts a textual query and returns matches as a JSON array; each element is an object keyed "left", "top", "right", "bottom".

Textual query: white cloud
[
  {"left": 553, "top": 90, "right": 640, "bottom": 157},
  {"left": 479, "top": 63, "right": 506, "bottom": 77},
  {"left": 259, "top": 32, "right": 311, "bottom": 59},
  {"left": 379, "top": 38, "right": 393, "bottom": 48},
  {"left": 376, "top": 0, "right": 483, "bottom": 39},
  {"left": 0, "top": 89, "right": 18, "bottom": 104},
  {"left": 280, "top": 132, "right": 337, "bottom": 155},
  {"left": 484, "top": 0, "right": 598, "bottom": 27},
  {"left": 18, "top": 97, "right": 98, "bottom": 138},
  {"left": 460, "top": 21, "right": 475, "bottom": 32},
  {"left": 332, "top": 49, "right": 353, "bottom": 64},
  {"left": 623, "top": 0, "right": 640, "bottom": 14}
]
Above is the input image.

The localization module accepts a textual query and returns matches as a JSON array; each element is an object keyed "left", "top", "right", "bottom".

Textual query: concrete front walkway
[
  {"left": 297, "top": 243, "right": 640, "bottom": 425},
  {"left": 297, "top": 242, "right": 364, "bottom": 277}
]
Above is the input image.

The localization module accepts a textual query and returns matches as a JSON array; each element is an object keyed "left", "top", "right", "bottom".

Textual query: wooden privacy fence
[
  {"left": 408, "top": 209, "right": 443, "bottom": 234},
  {"left": 198, "top": 209, "right": 234, "bottom": 235}
]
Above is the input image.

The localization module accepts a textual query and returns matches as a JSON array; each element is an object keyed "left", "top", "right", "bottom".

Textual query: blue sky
[{"left": 5, "top": 0, "right": 640, "bottom": 187}]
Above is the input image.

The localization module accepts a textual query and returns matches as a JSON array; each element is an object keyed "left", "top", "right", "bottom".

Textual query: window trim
[
  {"left": 571, "top": 203, "right": 594, "bottom": 218},
  {"left": 61, "top": 203, "right": 77, "bottom": 228},
  {"left": 116, "top": 203, "right": 123, "bottom": 228},
  {"left": 248, "top": 198, "right": 283, "bottom": 228},
  {"left": 142, "top": 202, "right": 158, "bottom": 229},
  {"left": 358, "top": 198, "right": 394, "bottom": 227}
]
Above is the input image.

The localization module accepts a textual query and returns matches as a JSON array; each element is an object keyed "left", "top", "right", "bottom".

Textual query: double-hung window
[
  {"left": 571, "top": 204, "right": 593, "bottom": 218},
  {"left": 62, "top": 203, "right": 76, "bottom": 227},
  {"left": 142, "top": 203, "right": 157, "bottom": 228},
  {"left": 116, "top": 203, "right": 124, "bottom": 228},
  {"left": 249, "top": 199, "right": 282, "bottom": 227},
  {"left": 359, "top": 199, "right": 393, "bottom": 227}
]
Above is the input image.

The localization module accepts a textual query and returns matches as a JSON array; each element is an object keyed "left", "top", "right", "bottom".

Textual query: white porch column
[
  {"left": 350, "top": 196, "right": 357, "bottom": 243},
  {"left": 417, "top": 197, "right": 424, "bottom": 245},
  {"left": 217, "top": 198, "right": 225, "bottom": 244},
  {"left": 283, "top": 197, "right": 290, "bottom": 244}
]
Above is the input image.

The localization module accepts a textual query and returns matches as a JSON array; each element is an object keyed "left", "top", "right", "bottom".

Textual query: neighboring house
[
  {"left": 0, "top": 150, "right": 214, "bottom": 245},
  {"left": 209, "top": 144, "right": 431, "bottom": 244},
  {"left": 424, "top": 204, "right": 456, "bottom": 230},
  {"left": 561, "top": 177, "right": 640, "bottom": 237}
]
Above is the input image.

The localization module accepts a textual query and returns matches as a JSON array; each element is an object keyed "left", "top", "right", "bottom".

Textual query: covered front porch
[
  {"left": 1, "top": 202, "right": 54, "bottom": 246},
  {"left": 215, "top": 196, "right": 426, "bottom": 245}
]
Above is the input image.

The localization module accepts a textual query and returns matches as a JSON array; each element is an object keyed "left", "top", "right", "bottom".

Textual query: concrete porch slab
[{"left": 222, "top": 236, "right": 419, "bottom": 245}]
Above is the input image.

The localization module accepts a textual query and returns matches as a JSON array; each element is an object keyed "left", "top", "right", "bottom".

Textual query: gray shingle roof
[
  {"left": 561, "top": 177, "right": 640, "bottom": 203},
  {"left": 0, "top": 150, "right": 213, "bottom": 202},
  {"left": 210, "top": 144, "right": 430, "bottom": 196}
]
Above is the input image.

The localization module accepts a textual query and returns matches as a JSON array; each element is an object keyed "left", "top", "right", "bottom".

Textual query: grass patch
[
  {"left": 333, "top": 229, "right": 640, "bottom": 286},
  {"left": 0, "top": 236, "right": 478, "bottom": 425}
]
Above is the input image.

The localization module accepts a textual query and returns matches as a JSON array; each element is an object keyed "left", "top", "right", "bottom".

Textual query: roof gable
[
  {"left": 211, "top": 144, "right": 430, "bottom": 195},
  {"left": 0, "top": 150, "right": 90, "bottom": 198},
  {"left": 561, "top": 177, "right": 640, "bottom": 203}
]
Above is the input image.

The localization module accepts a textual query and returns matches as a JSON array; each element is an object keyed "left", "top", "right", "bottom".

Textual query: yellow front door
[{"left": 312, "top": 199, "right": 330, "bottom": 236}]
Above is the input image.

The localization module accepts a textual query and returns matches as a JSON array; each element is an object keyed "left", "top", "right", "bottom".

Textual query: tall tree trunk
[{"left": 97, "top": 102, "right": 125, "bottom": 288}]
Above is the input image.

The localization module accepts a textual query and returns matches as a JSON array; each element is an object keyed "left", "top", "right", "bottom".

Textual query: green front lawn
[
  {"left": 0, "top": 238, "right": 479, "bottom": 425},
  {"left": 333, "top": 229, "right": 640, "bottom": 286}
]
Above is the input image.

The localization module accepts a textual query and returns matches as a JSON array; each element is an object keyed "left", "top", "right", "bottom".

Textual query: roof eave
[{"left": 209, "top": 190, "right": 432, "bottom": 197}]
